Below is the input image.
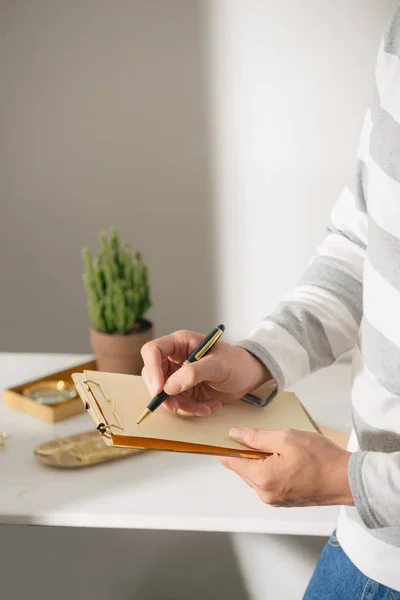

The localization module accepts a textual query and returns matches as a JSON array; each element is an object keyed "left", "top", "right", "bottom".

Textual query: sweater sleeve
[
  {"left": 236, "top": 112, "right": 370, "bottom": 391},
  {"left": 349, "top": 451, "right": 400, "bottom": 533}
]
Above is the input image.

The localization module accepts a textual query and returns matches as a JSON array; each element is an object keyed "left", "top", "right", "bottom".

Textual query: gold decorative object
[
  {"left": 0, "top": 432, "right": 8, "bottom": 448},
  {"left": 23, "top": 380, "right": 77, "bottom": 405},
  {"left": 34, "top": 430, "right": 143, "bottom": 468},
  {"left": 83, "top": 379, "right": 124, "bottom": 438},
  {"left": 3, "top": 359, "right": 97, "bottom": 422}
]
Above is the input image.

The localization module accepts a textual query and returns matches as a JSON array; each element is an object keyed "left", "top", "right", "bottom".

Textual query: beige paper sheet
[{"left": 79, "top": 370, "right": 317, "bottom": 453}]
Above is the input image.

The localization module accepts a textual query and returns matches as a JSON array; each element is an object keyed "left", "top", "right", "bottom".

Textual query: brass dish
[
  {"left": 34, "top": 430, "right": 142, "bottom": 468},
  {"left": 4, "top": 359, "right": 97, "bottom": 422},
  {"left": 23, "top": 380, "right": 77, "bottom": 406}
]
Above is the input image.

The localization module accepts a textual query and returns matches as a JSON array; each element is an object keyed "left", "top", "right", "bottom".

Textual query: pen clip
[{"left": 194, "top": 328, "right": 224, "bottom": 361}]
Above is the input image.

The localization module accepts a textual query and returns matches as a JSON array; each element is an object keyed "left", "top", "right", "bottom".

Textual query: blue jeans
[{"left": 303, "top": 531, "right": 399, "bottom": 599}]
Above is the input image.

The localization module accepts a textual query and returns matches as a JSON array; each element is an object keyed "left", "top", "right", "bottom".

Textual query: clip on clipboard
[{"left": 72, "top": 370, "right": 320, "bottom": 459}]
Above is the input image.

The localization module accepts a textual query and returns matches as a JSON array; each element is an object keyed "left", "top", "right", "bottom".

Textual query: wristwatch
[{"left": 241, "top": 378, "right": 278, "bottom": 408}]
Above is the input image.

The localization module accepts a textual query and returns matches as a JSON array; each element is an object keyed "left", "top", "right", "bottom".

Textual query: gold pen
[{"left": 137, "top": 324, "right": 225, "bottom": 424}]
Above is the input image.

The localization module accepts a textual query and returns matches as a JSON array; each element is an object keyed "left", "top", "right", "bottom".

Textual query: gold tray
[
  {"left": 35, "top": 430, "right": 142, "bottom": 468},
  {"left": 3, "top": 360, "right": 97, "bottom": 422}
]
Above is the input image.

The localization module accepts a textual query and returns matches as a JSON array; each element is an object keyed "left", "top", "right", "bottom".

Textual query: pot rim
[{"left": 90, "top": 318, "right": 153, "bottom": 338}]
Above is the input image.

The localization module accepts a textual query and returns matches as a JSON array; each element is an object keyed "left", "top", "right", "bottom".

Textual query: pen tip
[
  {"left": 217, "top": 324, "right": 225, "bottom": 332},
  {"left": 137, "top": 408, "right": 151, "bottom": 425}
]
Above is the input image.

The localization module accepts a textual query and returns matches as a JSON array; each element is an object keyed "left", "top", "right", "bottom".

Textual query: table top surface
[{"left": 0, "top": 353, "right": 353, "bottom": 535}]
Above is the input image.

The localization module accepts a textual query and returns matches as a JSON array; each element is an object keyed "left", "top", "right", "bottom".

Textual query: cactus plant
[{"left": 82, "top": 229, "right": 152, "bottom": 335}]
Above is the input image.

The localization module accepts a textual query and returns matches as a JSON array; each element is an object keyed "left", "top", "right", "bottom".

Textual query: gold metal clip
[{"left": 83, "top": 380, "right": 124, "bottom": 437}]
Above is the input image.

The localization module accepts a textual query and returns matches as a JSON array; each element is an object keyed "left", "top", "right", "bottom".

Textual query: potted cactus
[{"left": 82, "top": 228, "right": 152, "bottom": 374}]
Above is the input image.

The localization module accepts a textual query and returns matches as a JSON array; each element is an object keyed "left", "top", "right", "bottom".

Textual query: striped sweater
[{"left": 238, "top": 5, "right": 400, "bottom": 590}]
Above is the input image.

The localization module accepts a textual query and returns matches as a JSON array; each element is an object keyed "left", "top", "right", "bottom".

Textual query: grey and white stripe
[
  {"left": 384, "top": 5, "right": 400, "bottom": 59},
  {"left": 267, "top": 302, "right": 335, "bottom": 372},
  {"left": 237, "top": 5, "right": 400, "bottom": 584},
  {"left": 299, "top": 256, "right": 363, "bottom": 323}
]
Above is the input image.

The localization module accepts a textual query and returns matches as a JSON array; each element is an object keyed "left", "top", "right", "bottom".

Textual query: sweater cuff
[
  {"left": 348, "top": 451, "right": 381, "bottom": 529},
  {"left": 235, "top": 339, "right": 285, "bottom": 392}
]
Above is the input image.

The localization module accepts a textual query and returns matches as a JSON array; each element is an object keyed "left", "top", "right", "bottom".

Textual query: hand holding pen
[
  {"left": 139, "top": 325, "right": 272, "bottom": 421},
  {"left": 137, "top": 325, "right": 225, "bottom": 423}
]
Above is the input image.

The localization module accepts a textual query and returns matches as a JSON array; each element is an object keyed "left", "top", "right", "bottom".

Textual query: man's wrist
[
  {"left": 235, "top": 338, "right": 285, "bottom": 392},
  {"left": 239, "top": 348, "right": 276, "bottom": 394}
]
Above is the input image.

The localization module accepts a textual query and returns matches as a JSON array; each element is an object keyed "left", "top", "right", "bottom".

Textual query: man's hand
[
  {"left": 219, "top": 428, "right": 354, "bottom": 507},
  {"left": 141, "top": 329, "right": 272, "bottom": 417}
]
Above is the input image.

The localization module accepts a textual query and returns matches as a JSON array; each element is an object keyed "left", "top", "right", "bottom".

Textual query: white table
[
  {"left": 0, "top": 354, "right": 353, "bottom": 600},
  {"left": 0, "top": 353, "right": 352, "bottom": 535}
]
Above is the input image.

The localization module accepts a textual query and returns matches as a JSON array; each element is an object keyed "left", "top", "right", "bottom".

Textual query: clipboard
[{"left": 72, "top": 370, "right": 320, "bottom": 459}]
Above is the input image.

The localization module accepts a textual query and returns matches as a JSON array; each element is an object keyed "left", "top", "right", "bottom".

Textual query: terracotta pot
[{"left": 90, "top": 319, "right": 153, "bottom": 375}]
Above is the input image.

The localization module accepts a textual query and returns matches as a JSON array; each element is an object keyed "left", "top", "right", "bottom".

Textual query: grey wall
[
  {"left": 0, "top": 0, "right": 215, "bottom": 352},
  {"left": 0, "top": 526, "right": 249, "bottom": 600}
]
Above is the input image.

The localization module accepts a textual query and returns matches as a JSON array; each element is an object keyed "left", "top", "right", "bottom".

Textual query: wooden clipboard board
[{"left": 72, "top": 371, "right": 322, "bottom": 459}]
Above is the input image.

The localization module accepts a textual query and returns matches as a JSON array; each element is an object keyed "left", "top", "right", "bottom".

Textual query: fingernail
[
  {"left": 195, "top": 409, "right": 207, "bottom": 417},
  {"left": 169, "top": 399, "right": 179, "bottom": 414},
  {"left": 229, "top": 428, "right": 244, "bottom": 440},
  {"left": 164, "top": 377, "right": 182, "bottom": 396},
  {"left": 151, "top": 379, "right": 159, "bottom": 395}
]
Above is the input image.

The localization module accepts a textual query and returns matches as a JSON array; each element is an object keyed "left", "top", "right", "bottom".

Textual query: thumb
[
  {"left": 164, "top": 356, "right": 220, "bottom": 395},
  {"left": 229, "top": 428, "right": 289, "bottom": 453}
]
